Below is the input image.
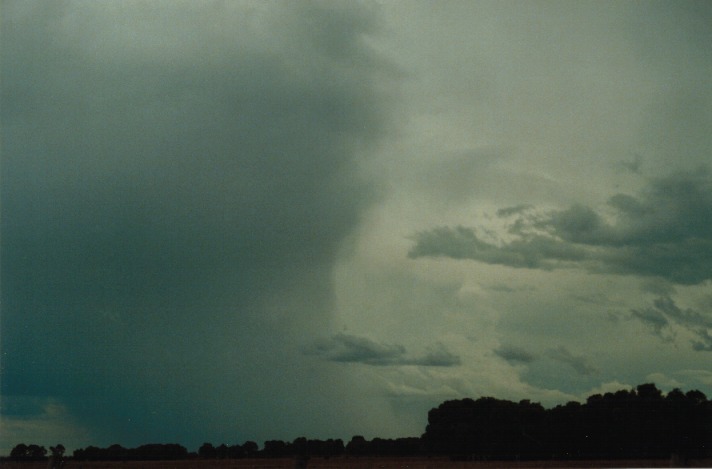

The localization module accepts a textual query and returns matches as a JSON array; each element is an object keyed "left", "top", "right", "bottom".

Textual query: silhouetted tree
[
  {"left": 216, "top": 443, "right": 230, "bottom": 459},
  {"left": 292, "top": 436, "right": 308, "bottom": 456},
  {"left": 131, "top": 443, "right": 187, "bottom": 460},
  {"left": 105, "top": 444, "right": 127, "bottom": 461},
  {"left": 198, "top": 442, "right": 217, "bottom": 459},
  {"left": 263, "top": 440, "right": 289, "bottom": 458},
  {"left": 345, "top": 435, "right": 368, "bottom": 456},
  {"left": 8, "top": 443, "right": 47, "bottom": 461},
  {"left": 423, "top": 383, "right": 712, "bottom": 461},
  {"left": 10, "top": 444, "right": 28, "bottom": 460},
  {"left": 28, "top": 444, "right": 47, "bottom": 460},
  {"left": 242, "top": 440, "right": 259, "bottom": 458},
  {"left": 227, "top": 443, "right": 243, "bottom": 458},
  {"left": 322, "top": 438, "right": 345, "bottom": 458},
  {"left": 73, "top": 445, "right": 100, "bottom": 460},
  {"left": 72, "top": 443, "right": 187, "bottom": 461},
  {"left": 32, "top": 383, "right": 711, "bottom": 464},
  {"left": 48, "top": 444, "right": 65, "bottom": 468}
]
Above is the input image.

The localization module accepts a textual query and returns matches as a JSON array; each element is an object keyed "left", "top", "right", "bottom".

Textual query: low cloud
[
  {"left": 631, "top": 296, "right": 712, "bottom": 351},
  {"left": 545, "top": 346, "right": 599, "bottom": 376},
  {"left": 495, "top": 345, "right": 536, "bottom": 364},
  {"left": 408, "top": 227, "right": 587, "bottom": 270},
  {"left": 409, "top": 168, "right": 712, "bottom": 285},
  {"left": 305, "top": 333, "right": 460, "bottom": 367},
  {"left": 417, "top": 343, "right": 462, "bottom": 367}
]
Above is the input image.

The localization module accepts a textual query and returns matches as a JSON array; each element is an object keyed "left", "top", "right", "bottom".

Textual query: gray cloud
[
  {"left": 632, "top": 296, "right": 712, "bottom": 351},
  {"left": 305, "top": 334, "right": 460, "bottom": 367},
  {"left": 409, "top": 168, "right": 712, "bottom": 285},
  {"left": 408, "top": 227, "right": 588, "bottom": 269},
  {"left": 307, "top": 333, "right": 406, "bottom": 365},
  {"left": 495, "top": 344, "right": 597, "bottom": 376},
  {"left": 619, "top": 154, "right": 643, "bottom": 174},
  {"left": 417, "top": 343, "right": 462, "bottom": 367},
  {"left": 1, "top": 0, "right": 396, "bottom": 449},
  {"left": 550, "top": 168, "right": 712, "bottom": 247},
  {"left": 494, "top": 345, "right": 536, "bottom": 364},
  {"left": 497, "top": 204, "right": 534, "bottom": 218},
  {"left": 543, "top": 204, "right": 615, "bottom": 245},
  {"left": 545, "top": 346, "right": 599, "bottom": 376}
]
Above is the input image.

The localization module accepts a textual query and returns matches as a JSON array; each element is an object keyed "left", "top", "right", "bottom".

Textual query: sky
[{"left": 2, "top": 0, "right": 712, "bottom": 455}]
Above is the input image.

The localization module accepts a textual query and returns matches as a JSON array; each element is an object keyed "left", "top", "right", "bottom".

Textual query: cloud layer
[{"left": 410, "top": 168, "right": 712, "bottom": 285}]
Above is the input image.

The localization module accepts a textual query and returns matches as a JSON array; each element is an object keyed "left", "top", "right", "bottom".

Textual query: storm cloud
[
  {"left": 3, "top": 0, "right": 712, "bottom": 456},
  {"left": 632, "top": 296, "right": 712, "bottom": 351},
  {"left": 2, "top": 0, "right": 394, "bottom": 450},
  {"left": 305, "top": 333, "right": 461, "bottom": 367},
  {"left": 545, "top": 346, "right": 599, "bottom": 377},
  {"left": 494, "top": 345, "right": 536, "bottom": 364},
  {"left": 495, "top": 345, "right": 598, "bottom": 377},
  {"left": 409, "top": 168, "right": 712, "bottom": 285}
]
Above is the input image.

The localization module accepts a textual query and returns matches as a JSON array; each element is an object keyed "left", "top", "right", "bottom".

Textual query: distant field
[{"left": 3, "top": 458, "right": 712, "bottom": 469}]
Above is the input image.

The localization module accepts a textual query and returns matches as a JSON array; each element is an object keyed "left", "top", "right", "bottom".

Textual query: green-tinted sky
[{"left": 2, "top": 0, "right": 712, "bottom": 454}]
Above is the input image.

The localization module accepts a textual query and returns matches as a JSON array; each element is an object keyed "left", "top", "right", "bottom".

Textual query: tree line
[
  {"left": 423, "top": 383, "right": 712, "bottom": 460},
  {"left": 6, "top": 383, "right": 712, "bottom": 462},
  {"left": 8, "top": 444, "right": 65, "bottom": 462},
  {"left": 71, "top": 443, "right": 189, "bottom": 461}
]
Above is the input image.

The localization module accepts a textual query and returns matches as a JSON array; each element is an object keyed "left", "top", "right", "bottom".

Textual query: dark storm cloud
[
  {"left": 544, "top": 204, "right": 614, "bottom": 245},
  {"left": 408, "top": 226, "right": 587, "bottom": 269},
  {"left": 494, "top": 345, "right": 536, "bottom": 364},
  {"left": 307, "top": 333, "right": 406, "bottom": 365},
  {"left": 305, "top": 333, "right": 460, "bottom": 367},
  {"left": 547, "top": 168, "right": 712, "bottom": 246},
  {"left": 631, "top": 296, "right": 712, "bottom": 351},
  {"left": 1, "top": 0, "right": 395, "bottom": 448},
  {"left": 409, "top": 168, "right": 712, "bottom": 285}
]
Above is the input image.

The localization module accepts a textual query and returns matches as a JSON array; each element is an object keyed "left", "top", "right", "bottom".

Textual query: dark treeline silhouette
[
  {"left": 71, "top": 443, "right": 188, "bottom": 461},
  {"left": 197, "top": 441, "right": 258, "bottom": 459},
  {"left": 9, "top": 443, "right": 49, "bottom": 460},
  {"left": 7, "top": 384, "right": 711, "bottom": 463},
  {"left": 196, "top": 436, "right": 422, "bottom": 459},
  {"left": 424, "top": 383, "right": 712, "bottom": 461}
]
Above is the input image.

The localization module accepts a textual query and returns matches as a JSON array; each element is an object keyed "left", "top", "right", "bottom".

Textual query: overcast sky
[{"left": 2, "top": 0, "right": 712, "bottom": 455}]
